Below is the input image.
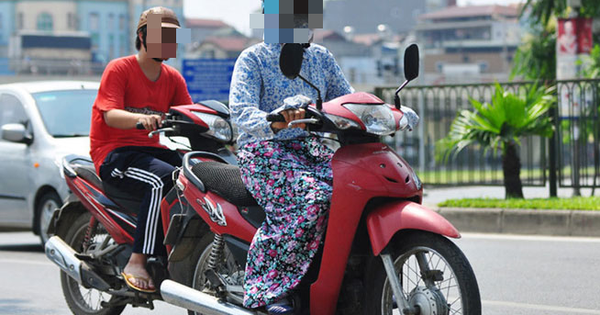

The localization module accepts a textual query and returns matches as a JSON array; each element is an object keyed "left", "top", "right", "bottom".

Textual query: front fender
[{"left": 366, "top": 201, "right": 460, "bottom": 256}]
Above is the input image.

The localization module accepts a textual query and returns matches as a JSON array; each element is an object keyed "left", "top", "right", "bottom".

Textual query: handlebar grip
[
  {"left": 136, "top": 122, "right": 145, "bottom": 130},
  {"left": 266, "top": 113, "right": 285, "bottom": 122}
]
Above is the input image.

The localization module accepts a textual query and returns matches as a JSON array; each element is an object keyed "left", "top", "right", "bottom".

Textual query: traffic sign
[{"left": 182, "top": 59, "right": 236, "bottom": 103}]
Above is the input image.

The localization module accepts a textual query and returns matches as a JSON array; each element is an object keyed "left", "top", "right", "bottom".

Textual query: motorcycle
[
  {"left": 44, "top": 99, "right": 237, "bottom": 314},
  {"left": 157, "top": 44, "right": 481, "bottom": 315}
]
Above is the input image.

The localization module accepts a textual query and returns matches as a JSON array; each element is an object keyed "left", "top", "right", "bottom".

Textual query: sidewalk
[{"left": 422, "top": 185, "right": 600, "bottom": 237}]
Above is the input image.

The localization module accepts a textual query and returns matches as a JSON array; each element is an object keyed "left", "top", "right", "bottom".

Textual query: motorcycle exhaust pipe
[
  {"left": 45, "top": 236, "right": 110, "bottom": 291},
  {"left": 161, "top": 280, "right": 255, "bottom": 315}
]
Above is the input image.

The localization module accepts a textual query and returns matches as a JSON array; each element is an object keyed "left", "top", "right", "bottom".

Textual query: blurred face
[
  {"left": 143, "top": 13, "right": 191, "bottom": 61},
  {"left": 146, "top": 26, "right": 178, "bottom": 60},
  {"left": 250, "top": 0, "right": 323, "bottom": 44}
]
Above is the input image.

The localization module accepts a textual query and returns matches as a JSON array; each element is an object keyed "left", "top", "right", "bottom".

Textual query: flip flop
[{"left": 120, "top": 272, "right": 156, "bottom": 293}]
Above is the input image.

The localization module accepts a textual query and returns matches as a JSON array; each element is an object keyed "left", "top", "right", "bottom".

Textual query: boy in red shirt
[{"left": 89, "top": 6, "right": 192, "bottom": 293}]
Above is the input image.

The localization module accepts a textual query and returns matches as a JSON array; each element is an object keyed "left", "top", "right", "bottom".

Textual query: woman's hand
[{"left": 271, "top": 108, "right": 306, "bottom": 132}]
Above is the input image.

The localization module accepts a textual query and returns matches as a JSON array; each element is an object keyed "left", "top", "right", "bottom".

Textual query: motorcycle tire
[
  {"left": 60, "top": 213, "right": 126, "bottom": 315},
  {"left": 186, "top": 232, "right": 246, "bottom": 315},
  {"left": 364, "top": 231, "right": 481, "bottom": 315}
]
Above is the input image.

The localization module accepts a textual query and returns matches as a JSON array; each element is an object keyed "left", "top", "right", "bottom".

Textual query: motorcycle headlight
[
  {"left": 412, "top": 171, "right": 422, "bottom": 191},
  {"left": 324, "top": 113, "right": 361, "bottom": 130},
  {"left": 343, "top": 104, "right": 396, "bottom": 136},
  {"left": 192, "top": 112, "right": 233, "bottom": 142}
]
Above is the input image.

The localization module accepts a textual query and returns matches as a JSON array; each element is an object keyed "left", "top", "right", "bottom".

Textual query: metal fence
[
  {"left": 556, "top": 79, "right": 600, "bottom": 192},
  {"left": 374, "top": 80, "right": 600, "bottom": 188}
]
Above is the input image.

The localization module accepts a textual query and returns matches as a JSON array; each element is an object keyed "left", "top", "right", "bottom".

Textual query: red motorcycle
[
  {"left": 44, "top": 99, "right": 238, "bottom": 314},
  {"left": 158, "top": 44, "right": 481, "bottom": 315}
]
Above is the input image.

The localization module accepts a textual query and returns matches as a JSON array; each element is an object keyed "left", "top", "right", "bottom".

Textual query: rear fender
[
  {"left": 366, "top": 201, "right": 460, "bottom": 256},
  {"left": 50, "top": 201, "right": 87, "bottom": 239}
]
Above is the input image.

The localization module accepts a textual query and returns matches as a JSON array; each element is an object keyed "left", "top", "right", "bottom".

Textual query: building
[
  {"left": 323, "top": 0, "right": 455, "bottom": 36},
  {"left": 186, "top": 18, "right": 233, "bottom": 44},
  {"left": 0, "top": 0, "right": 184, "bottom": 74},
  {"left": 188, "top": 36, "right": 260, "bottom": 59},
  {"left": 415, "top": 4, "right": 522, "bottom": 84}
]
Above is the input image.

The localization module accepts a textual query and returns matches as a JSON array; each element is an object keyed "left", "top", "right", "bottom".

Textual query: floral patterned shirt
[{"left": 229, "top": 43, "right": 354, "bottom": 147}]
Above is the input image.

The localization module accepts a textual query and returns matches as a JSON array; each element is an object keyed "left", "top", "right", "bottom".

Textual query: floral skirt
[{"left": 237, "top": 136, "right": 334, "bottom": 308}]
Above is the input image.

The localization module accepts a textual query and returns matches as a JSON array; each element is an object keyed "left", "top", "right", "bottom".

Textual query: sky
[{"left": 183, "top": 0, "right": 525, "bottom": 36}]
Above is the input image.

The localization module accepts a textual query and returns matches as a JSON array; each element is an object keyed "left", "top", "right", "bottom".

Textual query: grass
[{"left": 438, "top": 197, "right": 600, "bottom": 211}]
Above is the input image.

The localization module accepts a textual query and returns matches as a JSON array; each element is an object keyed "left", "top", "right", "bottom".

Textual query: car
[{"left": 0, "top": 81, "right": 99, "bottom": 244}]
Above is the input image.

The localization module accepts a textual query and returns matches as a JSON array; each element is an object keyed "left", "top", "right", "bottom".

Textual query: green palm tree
[{"left": 438, "top": 83, "right": 555, "bottom": 199}]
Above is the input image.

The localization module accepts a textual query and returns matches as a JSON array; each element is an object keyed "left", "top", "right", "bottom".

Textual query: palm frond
[{"left": 437, "top": 83, "right": 555, "bottom": 162}]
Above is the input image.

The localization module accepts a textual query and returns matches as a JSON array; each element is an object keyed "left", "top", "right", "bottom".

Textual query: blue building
[
  {"left": 0, "top": 0, "right": 185, "bottom": 71},
  {"left": 78, "top": 0, "right": 130, "bottom": 63}
]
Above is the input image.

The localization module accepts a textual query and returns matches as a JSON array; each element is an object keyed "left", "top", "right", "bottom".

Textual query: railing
[
  {"left": 375, "top": 80, "right": 600, "bottom": 188},
  {"left": 8, "top": 58, "right": 106, "bottom": 75},
  {"left": 555, "top": 79, "right": 600, "bottom": 192}
]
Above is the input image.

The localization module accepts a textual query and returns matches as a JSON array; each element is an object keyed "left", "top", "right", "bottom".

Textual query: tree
[
  {"left": 513, "top": 0, "right": 600, "bottom": 81},
  {"left": 511, "top": 21, "right": 557, "bottom": 82},
  {"left": 437, "top": 84, "right": 555, "bottom": 199}
]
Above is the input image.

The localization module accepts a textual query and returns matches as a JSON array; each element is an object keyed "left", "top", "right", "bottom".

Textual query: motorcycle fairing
[
  {"left": 66, "top": 176, "right": 135, "bottom": 244},
  {"left": 178, "top": 174, "right": 257, "bottom": 242},
  {"left": 366, "top": 201, "right": 461, "bottom": 256},
  {"left": 310, "top": 143, "right": 424, "bottom": 315}
]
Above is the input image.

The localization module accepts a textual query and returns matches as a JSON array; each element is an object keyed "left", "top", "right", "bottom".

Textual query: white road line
[
  {"left": 483, "top": 300, "right": 600, "bottom": 314},
  {"left": 461, "top": 233, "right": 600, "bottom": 243},
  {"left": 0, "top": 258, "right": 53, "bottom": 266}
]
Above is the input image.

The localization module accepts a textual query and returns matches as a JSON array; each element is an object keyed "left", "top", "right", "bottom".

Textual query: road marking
[
  {"left": 461, "top": 233, "right": 600, "bottom": 243},
  {"left": 483, "top": 300, "right": 600, "bottom": 314},
  {"left": 0, "top": 258, "right": 53, "bottom": 266}
]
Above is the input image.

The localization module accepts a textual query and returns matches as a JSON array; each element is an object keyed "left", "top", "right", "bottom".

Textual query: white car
[{"left": 0, "top": 81, "right": 98, "bottom": 244}]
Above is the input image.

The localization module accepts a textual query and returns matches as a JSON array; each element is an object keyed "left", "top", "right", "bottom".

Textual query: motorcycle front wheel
[
  {"left": 60, "top": 213, "right": 126, "bottom": 315},
  {"left": 365, "top": 231, "right": 481, "bottom": 315}
]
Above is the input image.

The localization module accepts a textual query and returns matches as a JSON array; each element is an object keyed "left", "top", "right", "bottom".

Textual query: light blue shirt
[{"left": 229, "top": 43, "right": 354, "bottom": 147}]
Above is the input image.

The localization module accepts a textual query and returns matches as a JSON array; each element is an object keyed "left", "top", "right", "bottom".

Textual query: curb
[{"left": 434, "top": 207, "right": 600, "bottom": 237}]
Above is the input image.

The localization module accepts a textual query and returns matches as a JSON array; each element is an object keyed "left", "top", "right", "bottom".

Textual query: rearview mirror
[
  {"left": 1, "top": 123, "right": 29, "bottom": 144},
  {"left": 279, "top": 43, "right": 304, "bottom": 79},
  {"left": 404, "top": 44, "right": 419, "bottom": 81}
]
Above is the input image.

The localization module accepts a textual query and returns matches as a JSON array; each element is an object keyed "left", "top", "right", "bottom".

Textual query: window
[
  {"left": 109, "top": 34, "right": 114, "bottom": 60},
  {"left": 36, "top": 12, "right": 53, "bottom": 31},
  {"left": 67, "top": 12, "right": 78, "bottom": 30},
  {"left": 119, "top": 14, "right": 126, "bottom": 31},
  {"left": 0, "top": 94, "right": 28, "bottom": 130},
  {"left": 17, "top": 12, "right": 23, "bottom": 30},
  {"left": 108, "top": 13, "right": 114, "bottom": 32},
  {"left": 91, "top": 32, "right": 100, "bottom": 49},
  {"left": 89, "top": 12, "right": 99, "bottom": 31},
  {"left": 33, "top": 90, "right": 97, "bottom": 137}
]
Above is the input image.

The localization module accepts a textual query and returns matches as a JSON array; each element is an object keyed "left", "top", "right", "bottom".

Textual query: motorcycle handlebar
[{"left": 266, "top": 113, "right": 286, "bottom": 122}]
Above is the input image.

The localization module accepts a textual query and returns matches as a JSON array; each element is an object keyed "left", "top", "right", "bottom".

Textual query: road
[{"left": 1, "top": 232, "right": 600, "bottom": 314}]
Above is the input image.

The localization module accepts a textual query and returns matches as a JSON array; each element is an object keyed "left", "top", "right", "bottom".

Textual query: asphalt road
[{"left": 1, "top": 232, "right": 600, "bottom": 315}]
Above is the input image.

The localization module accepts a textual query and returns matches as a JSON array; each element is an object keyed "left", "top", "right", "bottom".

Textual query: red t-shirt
[{"left": 90, "top": 55, "right": 193, "bottom": 173}]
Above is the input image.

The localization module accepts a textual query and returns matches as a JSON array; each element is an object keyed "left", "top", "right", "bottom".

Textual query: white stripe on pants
[{"left": 122, "top": 167, "right": 164, "bottom": 255}]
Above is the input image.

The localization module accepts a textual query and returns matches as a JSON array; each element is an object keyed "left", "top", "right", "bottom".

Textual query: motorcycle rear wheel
[
  {"left": 188, "top": 232, "right": 245, "bottom": 315},
  {"left": 60, "top": 213, "right": 126, "bottom": 315},
  {"left": 365, "top": 231, "right": 481, "bottom": 315}
]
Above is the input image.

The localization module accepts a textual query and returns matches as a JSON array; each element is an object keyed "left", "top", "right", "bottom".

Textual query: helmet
[{"left": 136, "top": 6, "right": 180, "bottom": 33}]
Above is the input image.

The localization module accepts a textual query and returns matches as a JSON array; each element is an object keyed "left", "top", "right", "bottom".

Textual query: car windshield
[{"left": 32, "top": 89, "right": 97, "bottom": 137}]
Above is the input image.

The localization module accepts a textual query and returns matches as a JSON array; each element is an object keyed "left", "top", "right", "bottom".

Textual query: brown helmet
[{"left": 136, "top": 6, "right": 180, "bottom": 32}]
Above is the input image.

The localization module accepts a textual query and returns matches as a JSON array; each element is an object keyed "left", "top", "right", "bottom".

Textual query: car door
[{"left": 0, "top": 92, "right": 33, "bottom": 225}]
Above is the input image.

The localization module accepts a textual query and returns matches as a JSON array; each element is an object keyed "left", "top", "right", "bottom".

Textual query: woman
[{"left": 229, "top": 39, "right": 353, "bottom": 312}]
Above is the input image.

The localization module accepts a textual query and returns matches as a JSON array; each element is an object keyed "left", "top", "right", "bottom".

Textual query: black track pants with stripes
[{"left": 99, "top": 146, "right": 181, "bottom": 256}]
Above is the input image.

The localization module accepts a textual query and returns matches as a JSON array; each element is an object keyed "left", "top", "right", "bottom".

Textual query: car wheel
[{"left": 36, "top": 191, "right": 62, "bottom": 245}]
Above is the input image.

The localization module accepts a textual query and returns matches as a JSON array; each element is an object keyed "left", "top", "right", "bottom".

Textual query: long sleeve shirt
[{"left": 229, "top": 43, "right": 354, "bottom": 147}]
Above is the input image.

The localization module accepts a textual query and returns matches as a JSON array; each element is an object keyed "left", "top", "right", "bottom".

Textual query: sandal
[{"left": 120, "top": 272, "right": 156, "bottom": 293}]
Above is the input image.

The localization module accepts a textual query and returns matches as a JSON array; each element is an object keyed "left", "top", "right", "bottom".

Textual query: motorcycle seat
[
  {"left": 71, "top": 162, "right": 103, "bottom": 190},
  {"left": 69, "top": 159, "right": 143, "bottom": 215},
  {"left": 190, "top": 161, "right": 258, "bottom": 207}
]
